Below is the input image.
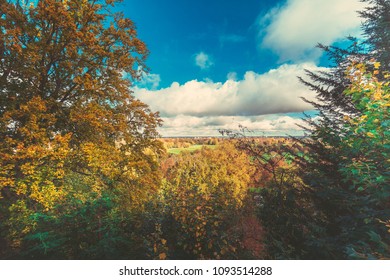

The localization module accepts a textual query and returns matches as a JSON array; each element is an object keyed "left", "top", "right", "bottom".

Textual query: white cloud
[
  {"left": 259, "top": 0, "right": 367, "bottom": 62},
  {"left": 195, "top": 52, "right": 214, "bottom": 69},
  {"left": 133, "top": 62, "right": 326, "bottom": 118},
  {"left": 137, "top": 73, "right": 161, "bottom": 90},
  {"left": 158, "top": 115, "right": 308, "bottom": 137},
  {"left": 227, "top": 72, "right": 238, "bottom": 81}
]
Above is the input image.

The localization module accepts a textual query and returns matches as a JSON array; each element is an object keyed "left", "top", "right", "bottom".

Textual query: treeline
[
  {"left": 160, "top": 137, "right": 220, "bottom": 149},
  {"left": 0, "top": 0, "right": 389, "bottom": 259},
  {"left": 159, "top": 137, "right": 286, "bottom": 150}
]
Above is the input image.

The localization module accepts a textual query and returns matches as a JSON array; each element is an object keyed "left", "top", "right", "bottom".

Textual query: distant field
[{"left": 168, "top": 144, "right": 216, "bottom": 154}]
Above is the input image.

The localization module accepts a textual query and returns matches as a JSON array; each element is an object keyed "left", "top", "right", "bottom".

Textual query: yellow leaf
[
  {"left": 159, "top": 252, "right": 167, "bottom": 260},
  {"left": 367, "top": 132, "right": 375, "bottom": 138},
  {"left": 374, "top": 62, "right": 381, "bottom": 69}
]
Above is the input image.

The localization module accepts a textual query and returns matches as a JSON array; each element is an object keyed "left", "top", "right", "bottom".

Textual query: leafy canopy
[{"left": 0, "top": 0, "right": 163, "bottom": 256}]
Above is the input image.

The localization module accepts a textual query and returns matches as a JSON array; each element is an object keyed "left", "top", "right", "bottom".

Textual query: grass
[{"left": 168, "top": 144, "right": 216, "bottom": 154}]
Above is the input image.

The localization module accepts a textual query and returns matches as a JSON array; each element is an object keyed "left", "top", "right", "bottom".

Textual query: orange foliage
[{"left": 0, "top": 0, "right": 163, "bottom": 248}]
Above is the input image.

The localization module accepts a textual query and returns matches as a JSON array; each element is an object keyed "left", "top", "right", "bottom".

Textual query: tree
[
  {"left": 297, "top": 62, "right": 390, "bottom": 259},
  {"left": 221, "top": 130, "right": 314, "bottom": 259},
  {"left": 159, "top": 143, "right": 255, "bottom": 259},
  {"left": 0, "top": 0, "right": 163, "bottom": 258},
  {"left": 334, "top": 62, "right": 389, "bottom": 258},
  {"left": 360, "top": 0, "right": 390, "bottom": 69},
  {"left": 293, "top": 0, "right": 390, "bottom": 259}
]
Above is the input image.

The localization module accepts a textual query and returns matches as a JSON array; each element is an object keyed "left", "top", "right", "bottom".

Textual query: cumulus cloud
[
  {"left": 195, "top": 52, "right": 214, "bottom": 69},
  {"left": 259, "top": 0, "right": 367, "bottom": 62},
  {"left": 133, "top": 62, "right": 326, "bottom": 118},
  {"left": 159, "top": 115, "right": 308, "bottom": 137}
]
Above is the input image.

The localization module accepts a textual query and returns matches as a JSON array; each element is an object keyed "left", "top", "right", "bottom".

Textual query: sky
[{"left": 121, "top": 0, "right": 367, "bottom": 136}]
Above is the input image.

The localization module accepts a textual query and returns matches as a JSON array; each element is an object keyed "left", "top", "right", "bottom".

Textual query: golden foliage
[
  {"left": 0, "top": 0, "right": 162, "bottom": 249},
  {"left": 160, "top": 143, "right": 255, "bottom": 258}
]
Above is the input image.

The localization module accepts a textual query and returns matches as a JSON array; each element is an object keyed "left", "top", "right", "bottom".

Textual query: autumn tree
[
  {"left": 159, "top": 143, "right": 255, "bottom": 259},
  {"left": 339, "top": 63, "right": 390, "bottom": 258},
  {"left": 0, "top": 0, "right": 163, "bottom": 258},
  {"left": 220, "top": 130, "right": 314, "bottom": 259}
]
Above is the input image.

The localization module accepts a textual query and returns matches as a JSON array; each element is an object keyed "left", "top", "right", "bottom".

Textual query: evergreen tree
[
  {"left": 361, "top": 0, "right": 390, "bottom": 68},
  {"left": 296, "top": 0, "right": 390, "bottom": 259}
]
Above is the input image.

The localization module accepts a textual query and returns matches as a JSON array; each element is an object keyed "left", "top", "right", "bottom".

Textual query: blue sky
[
  {"left": 122, "top": 0, "right": 367, "bottom": 136},
  {"left": 123, "top": 0, "right": 276, "bottom": 87}
]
